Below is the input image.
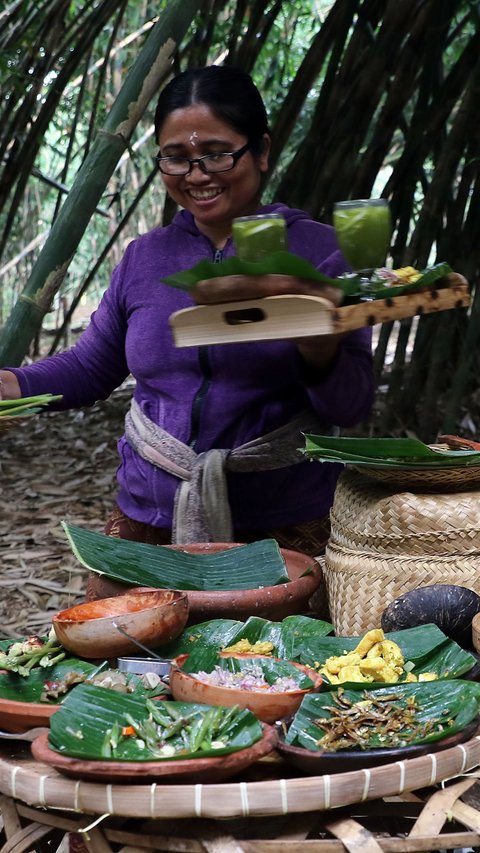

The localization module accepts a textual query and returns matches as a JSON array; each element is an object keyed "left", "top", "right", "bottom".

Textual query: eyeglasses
[{"left": 154, "top": 142, "right": 251, "bottom": 176}]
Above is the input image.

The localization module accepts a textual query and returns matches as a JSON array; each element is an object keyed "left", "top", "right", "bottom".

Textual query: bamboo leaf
[{"left": 62, "top": 522, "right": 290, "bottom": 591}]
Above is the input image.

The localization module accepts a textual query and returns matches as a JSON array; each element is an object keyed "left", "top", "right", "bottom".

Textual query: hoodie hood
[{"left": 170, "top": 202, "right": 315, "bottom": 237}]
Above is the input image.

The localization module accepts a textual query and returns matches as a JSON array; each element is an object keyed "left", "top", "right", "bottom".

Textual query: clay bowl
[
  {"left": 169, "top": 653, "right": 323, "bottom": 724},
  {"left": 85, "top": 542, "right": 324, "bottom": 624},
  {"left": 31, "top": 723, "right": 278, "bottom": 784},
  {"left": 52, "top": 589, "right": 189, "bottom": 659},
  {"left": 276, "top": 716, "right": 480, "bottom": 775},
  {"left": 0, "top": 698, "right": 58, "bottom": 733}
]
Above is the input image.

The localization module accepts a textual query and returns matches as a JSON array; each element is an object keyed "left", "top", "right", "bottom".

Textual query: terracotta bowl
[
  {"left": 52, "top": 589, "right": 189, "bottom": 659},
  {"left": 85, "top": 542, "right": 324, "bottom": 624},
  {"left": 31, "top": 724, "right": 278, "bottom": 784},
  {"left": 169, "top": 652, "right": 323, "bottom": 724}
]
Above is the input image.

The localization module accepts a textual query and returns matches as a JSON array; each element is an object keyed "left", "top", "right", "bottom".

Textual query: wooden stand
[{"left": 169, "top": 275, "right": 469, "bottom": 348}]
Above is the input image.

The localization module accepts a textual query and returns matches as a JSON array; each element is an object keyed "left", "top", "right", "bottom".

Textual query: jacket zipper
[{"left": 188, "top": 247, "right": 224, "bottom": 448}]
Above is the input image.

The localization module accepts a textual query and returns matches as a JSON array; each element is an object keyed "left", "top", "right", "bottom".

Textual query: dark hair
[{"left": 154, "top": 65, "right": 270, "bottom": 154}]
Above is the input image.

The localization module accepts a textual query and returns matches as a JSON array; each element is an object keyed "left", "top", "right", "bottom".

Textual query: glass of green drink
[
  {"left": 333, "top": 199, "right": 391, "bottom": 273},
  {"left": 232, "top": 214, "right": 287, "bottom": 262}
]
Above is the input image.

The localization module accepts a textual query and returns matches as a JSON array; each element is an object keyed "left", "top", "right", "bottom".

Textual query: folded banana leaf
[
  {"left": 181, "top": 648, "right": 315, "bottom": 689},
  {"left": 162, "top": 253, "right": 452, "bottom": 306},
  {"left": 0, "top": 655, "right": 166, "bottom": 703},
  {"left": 285, "top": 680, "right": 480, "bottom": 751},
  {"left": 159, "top": 614, "right": 333, "bottom": 662},
  {"left": 48, "top": 683, "right": 263, "bottom": 761},
  {"left": 303, "top": 435, "right": 480, "bottom": 469},
  {"left": 62, "top": 522, "right": 290, "bottom": 591},
  {"left": 295, "top": 624, "right": 476, "bottom": 688}
]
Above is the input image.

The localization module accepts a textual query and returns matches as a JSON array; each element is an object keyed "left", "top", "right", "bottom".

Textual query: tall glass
[{"left": 333, "top": 199, "right": 391, "bottom": 273}]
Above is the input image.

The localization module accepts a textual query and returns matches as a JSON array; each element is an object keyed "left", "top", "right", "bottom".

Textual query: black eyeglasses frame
[{"left": 153, "top": 142, "right": 251, "bottom": 176}]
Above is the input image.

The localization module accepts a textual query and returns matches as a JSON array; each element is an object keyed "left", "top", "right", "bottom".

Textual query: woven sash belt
[{"left": 125, "top": 397, "right": 329, "bottom": 544}]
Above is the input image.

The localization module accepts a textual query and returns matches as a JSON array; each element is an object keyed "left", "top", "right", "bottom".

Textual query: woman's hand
[
  {"left": 0, "top": 370, "right": 21, "bottom": 400},
  {"left": 190, "top": 274, "right": 345, "bottom": 376}
]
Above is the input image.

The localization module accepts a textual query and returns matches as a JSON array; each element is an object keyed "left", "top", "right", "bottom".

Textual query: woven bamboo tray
[
  {"left": 1, "top": 734, "right": 480, "bottom": 819},
  {"left": 3, "top": 776, "right": 480, "bottom": 852},
  {"left": 323, "top": 542, "right": 480, "bottom": 635},
  {"left": 330, "top": 469, "right": 480, "bottom": 556}
]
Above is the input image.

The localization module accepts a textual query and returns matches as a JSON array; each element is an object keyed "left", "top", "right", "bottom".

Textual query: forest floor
[{"left": 0, "top": 382, "right": 132, "bottom": 638}]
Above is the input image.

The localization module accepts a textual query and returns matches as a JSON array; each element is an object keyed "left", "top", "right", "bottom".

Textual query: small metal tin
[{"left": 117, "top": 656, "right": 172, "bottom": 677}]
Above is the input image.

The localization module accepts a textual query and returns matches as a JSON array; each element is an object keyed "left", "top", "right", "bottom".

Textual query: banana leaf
[
  {"left": 295, "top": 624, "right": 476, "bottom": 688},
  {"left": 181, "top": 649, "right": 315, "bottom": 690},
  {"left": 159, "top": 615, "right": 333, "bottom": 663},
  {"left": 285, "top": 680, "right": 480, "bottom": 751},
  {"left": 162, "top": 254, "right": 452, "bottom": 306},
  {"left": 62, "top": 522, "right": 290, "bottom": 591},
  {"left": 48, "top": 683, "right": 263, "bottom": 761},
  {"left": 0, "top": 656, "right": 166, "bottom": 703},
  {"left": 303, "top": 435, "right": 480, "bottom": 469}
]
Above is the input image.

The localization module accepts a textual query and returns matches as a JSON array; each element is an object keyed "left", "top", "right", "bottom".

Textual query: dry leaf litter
[{"left": 0, "top": 383, "right": 132, "bottom": 638}]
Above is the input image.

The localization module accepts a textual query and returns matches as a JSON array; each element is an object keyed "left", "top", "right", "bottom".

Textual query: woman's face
[{"left": 157, "top": 104, "right": 270, "bottom": 246}]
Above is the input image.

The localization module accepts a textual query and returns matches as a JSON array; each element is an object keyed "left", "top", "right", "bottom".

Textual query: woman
[{"left": 0, "top": 65, "right": 375, "bottom": 556}]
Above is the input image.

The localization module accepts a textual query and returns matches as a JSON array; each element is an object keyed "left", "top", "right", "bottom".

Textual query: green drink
[
  {"left": 333, "top": 199, "right": 391, "bottom": 271},
  {"left": 232, "top": 214, "right": 287, "bottom": 262}
]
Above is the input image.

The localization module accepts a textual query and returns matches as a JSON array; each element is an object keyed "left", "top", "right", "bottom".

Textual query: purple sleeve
[
  {"left": 6, "top": 259, "right": 130, "bottom": 409},
  {"left": 299, "top": 326, "right": 375, "bottom": 427}
]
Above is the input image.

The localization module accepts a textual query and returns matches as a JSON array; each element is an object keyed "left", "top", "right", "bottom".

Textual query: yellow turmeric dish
[
  {"left": 319, "top": 629, "right": 438, "bottom": 684},
  {"left": 221, "top": 639, "right": 274, "bottom": 655}
]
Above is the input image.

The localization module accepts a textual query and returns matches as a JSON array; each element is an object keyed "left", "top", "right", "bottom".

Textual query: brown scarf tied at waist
[{"left": 124, "top": 398, "right": 332, "bottom": 544}]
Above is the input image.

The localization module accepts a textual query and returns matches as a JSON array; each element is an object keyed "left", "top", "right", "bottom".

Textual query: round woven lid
[
  {"left": 323, "top": 541, "right": 480, "bottom": 635},
  {"left": 330, "top": 469, "right": 480, "bottom": 556}
]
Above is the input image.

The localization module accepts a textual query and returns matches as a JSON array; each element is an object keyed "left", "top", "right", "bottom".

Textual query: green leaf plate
[
  {"left": 294, "top": 624, "right": 476, "bottom": 688},
  {"left": 285, "top": 679, "right": 480, "bottom": 752}
]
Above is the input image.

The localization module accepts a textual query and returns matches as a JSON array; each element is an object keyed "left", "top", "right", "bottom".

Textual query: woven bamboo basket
[
  {"left": 323, "top": 541, "right": 480, "bottom": 635},
  {"left": 1, "top": 735, "right": 480, "bottom": 819},
  {"left": 330, "top": 469, "right": 480, "bottom": 556},
  {"left": 351, "top": 462, "right": 480, "bottom": 491}
]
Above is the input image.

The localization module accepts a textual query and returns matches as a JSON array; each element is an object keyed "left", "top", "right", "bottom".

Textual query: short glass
[
  {"left": 232, "top": 214, "right": 287, "bottom": 262},
  {"left": 333, "top": 199, "right": 391, "bottom": 272}
]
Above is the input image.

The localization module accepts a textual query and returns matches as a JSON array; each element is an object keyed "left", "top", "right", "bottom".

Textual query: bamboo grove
[{"left": 0, "top": 0, "right": 479, "bottom": 439}]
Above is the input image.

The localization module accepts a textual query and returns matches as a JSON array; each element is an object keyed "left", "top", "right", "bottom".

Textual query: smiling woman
[{"left": 0, "top": 65, "right": 375, "bottom": 562}]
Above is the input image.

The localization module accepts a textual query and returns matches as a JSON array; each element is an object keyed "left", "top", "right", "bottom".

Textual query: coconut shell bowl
[{"left": 52, "top": 589, "right": 189, "bottom": 659}]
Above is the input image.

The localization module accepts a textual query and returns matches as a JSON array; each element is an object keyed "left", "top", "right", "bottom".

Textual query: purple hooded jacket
[{"left": 8, "top": 203, "right": 375, "bottom": 530}]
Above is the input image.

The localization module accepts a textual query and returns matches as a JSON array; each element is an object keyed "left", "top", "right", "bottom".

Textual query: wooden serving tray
[{"left": 169, "top": 275, "right": 470, "bottom": 347}]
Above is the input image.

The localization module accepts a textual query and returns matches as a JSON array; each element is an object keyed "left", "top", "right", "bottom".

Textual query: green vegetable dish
[{"left": 48, "top": 683, "right": 264, "bottom": 761}]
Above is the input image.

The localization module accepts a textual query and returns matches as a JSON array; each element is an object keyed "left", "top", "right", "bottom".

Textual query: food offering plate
[
  {"left": 275, "top": 716, "right": 480, "bottom": 775},
  {"left": 30, "top": 724, "right": 278, "bottom": 785}
]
